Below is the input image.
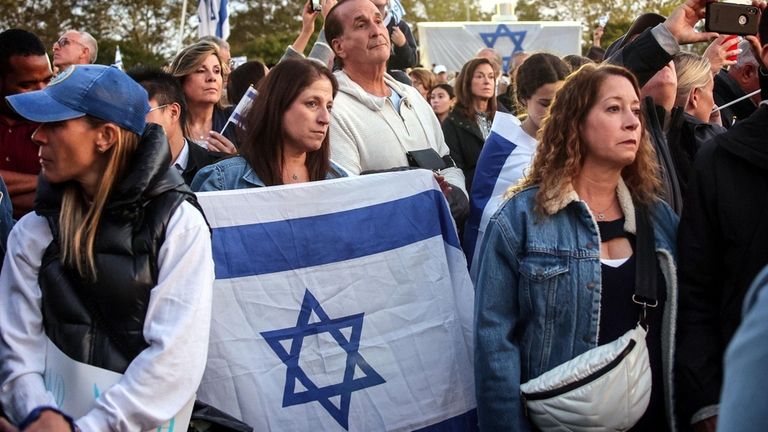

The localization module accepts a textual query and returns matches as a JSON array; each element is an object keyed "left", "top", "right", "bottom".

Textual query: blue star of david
[
  {"left": 261, "top": 290, "right": 386, "bottom": 430},
  {"left": 479, "top": 24, "right": 527, "bottom": 70}
]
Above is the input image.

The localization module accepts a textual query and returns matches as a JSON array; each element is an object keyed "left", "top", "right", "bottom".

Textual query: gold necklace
[{"left": 589, "top": 199, "right": 616, "bottom": 221}]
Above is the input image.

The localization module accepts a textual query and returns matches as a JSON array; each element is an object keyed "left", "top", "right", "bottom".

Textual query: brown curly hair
[{"left": 512, "top": 63, "right": 661, "bottom": 216}]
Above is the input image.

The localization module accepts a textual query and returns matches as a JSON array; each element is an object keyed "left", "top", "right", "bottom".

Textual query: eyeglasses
[
  {"left": 148, "top": 104, "right": 170, "bottom": 112},
  {"left": 55, "top": 37, "right": 87, "bottom": 49}
]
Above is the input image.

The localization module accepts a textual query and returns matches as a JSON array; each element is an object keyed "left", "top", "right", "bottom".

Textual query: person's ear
[
  {"left": 95, "top": 123, "right": 119, "bottom": 154},
  {"left": 742, "top": 63, "right": 756, "bottom": 80},
  {"left": 332, "top": 37, "right": 345, "bottom": 60},
  {"left": 737, "top": 63, "right": 759, "bottom": 89},
  {"left": 168, "top": 102, "right": 182, "bottom": 123},
  {"left": 688, "top": 87, "right": 700, "bottom": 110}
]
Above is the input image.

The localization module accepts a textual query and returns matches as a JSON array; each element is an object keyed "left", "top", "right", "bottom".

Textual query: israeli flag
[
  {"left": 390, "top": 0, "right": 406, "bottom": 24},
  {"left": 464, "top": 112, "right": 537, "bottom": 277},
  {"left": 195, "top": 170, "right": 477, "bottom": 431},
  {"left": 113, "top": 45, "right": 123, "bottom": 71},
  {"left": 220, "top": 85, "right": 257, "bottom": 134},
  {"left": 198, "top": 0, "right": 230, "bottom": 40}
]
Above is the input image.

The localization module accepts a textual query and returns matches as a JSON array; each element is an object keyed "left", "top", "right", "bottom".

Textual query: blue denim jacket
[
  {"left": 190, "top": 156, "right": 347, "bottom": 192},
  {"left": 474, "top": 181, "right": 679, "bottom": 431}
]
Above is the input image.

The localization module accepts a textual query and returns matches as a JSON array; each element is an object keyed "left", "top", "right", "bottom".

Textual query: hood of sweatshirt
[{"left": 334, "top": 70, "right": 412, "bottom": 112}]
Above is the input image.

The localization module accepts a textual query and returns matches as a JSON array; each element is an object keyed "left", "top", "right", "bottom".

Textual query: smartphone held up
[{"left": 705, "top": 2, "right": 761, "bottom": 36}]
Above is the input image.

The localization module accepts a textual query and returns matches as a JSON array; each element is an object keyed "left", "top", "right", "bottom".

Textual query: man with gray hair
[
  {"left": 52, "top": 30, "right": 98, "bottom": 71},
  {"left": 324, "top": 0, "right": 468, "bottom": 224},
  {"left": 475, "top": 47, "right": 503, "bottom": 75},
  {"left": 714, "top": 39, "right": 760, "bottom": 128}
]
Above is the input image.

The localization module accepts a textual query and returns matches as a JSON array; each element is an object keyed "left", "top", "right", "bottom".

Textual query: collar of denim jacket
[{"left": 546, "top": 177, "right": 637, "bottom": 235}]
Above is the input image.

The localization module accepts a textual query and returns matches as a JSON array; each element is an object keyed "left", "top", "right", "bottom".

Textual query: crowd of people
[{"left": 1, "top": 0, "right": 768, "bottom": 430}]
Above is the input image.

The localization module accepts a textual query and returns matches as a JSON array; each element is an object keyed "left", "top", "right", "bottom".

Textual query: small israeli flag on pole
[
  {"left": 390, "top": 0, "right": 406, "bottom": 24},
  {"left": 220, "top": 85, "right": 258, "bottom": 135},
  {"left": 113, "top": 46, "right": 123, "bottom": 71}
]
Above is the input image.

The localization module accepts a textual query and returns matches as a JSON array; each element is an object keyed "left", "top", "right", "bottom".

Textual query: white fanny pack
[
  {"left": 520, "top": 206, "right": 659, "bottom": 431},
  {"left": 520, "top": 323, "right": 651, "bottom": 431}
]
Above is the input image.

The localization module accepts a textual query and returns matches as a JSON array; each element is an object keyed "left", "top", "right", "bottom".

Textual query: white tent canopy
[{"left": 417, "top": 21, "right": 582, "bottom": 73}]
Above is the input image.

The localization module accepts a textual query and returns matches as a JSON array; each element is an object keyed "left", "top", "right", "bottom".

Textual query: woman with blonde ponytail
[{"left": 0, "top": 65, "right": 214, "bottom": 431}]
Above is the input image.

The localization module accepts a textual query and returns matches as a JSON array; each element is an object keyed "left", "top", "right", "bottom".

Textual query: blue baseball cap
[{"left": 6, "top": 65, "right": 149, "bottom": 135}]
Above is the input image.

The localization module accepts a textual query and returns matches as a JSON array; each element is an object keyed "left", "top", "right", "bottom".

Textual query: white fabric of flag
[
  {"left": 197, "top": 0, "right": 230, "bottom": 40},
  {"left": 226, "top": 85, "right": 257, "bottom": 130},
  {"left": 417, "top": 22, "right": 581, "bottom": 73},
  {"left": 113, "top": 45, "right": 123, "bottom": 71},
  {"left": 464, "top": 112, "right": 537, "bottom": 278},
  {"left": 195, "top": 170, "right": 477, "bottom": 431}
]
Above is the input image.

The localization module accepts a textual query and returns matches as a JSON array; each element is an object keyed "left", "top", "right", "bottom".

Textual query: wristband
[{"left": 18, "top": 406, "right": 77, "bottom": 432}]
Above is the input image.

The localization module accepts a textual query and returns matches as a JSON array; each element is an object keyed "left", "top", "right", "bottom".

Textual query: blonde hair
[
  {"left": 168, "top": 41, "right": 222, "bottom": 79},
  {"left": 59, "top": 117, "right": 140, "bottom": 279},
  {"left": 511, "top": 63, "right": 661, "bottom": 217},
  {"left": 168, "top": 41, "right": 224, "bottom": 136},
  {"left": 673, "top": 51, "right": 712, "bottom": 108},
  {"left": 408, "top": 68, "right": 436, "bottom": 95}
]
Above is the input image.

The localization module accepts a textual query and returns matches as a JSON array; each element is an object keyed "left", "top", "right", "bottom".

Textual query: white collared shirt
[
  {"left": 173, "top": 139, "right": 191, "bottom": 172},
  {"left": 0, "top": 202, "right": 214, "bottom": 430}
]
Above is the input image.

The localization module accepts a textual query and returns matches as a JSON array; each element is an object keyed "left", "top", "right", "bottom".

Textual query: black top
[
  {"left": 597, "top": 217, "right": 668, "bottom": 431},
  {"left": 182, "top": 141, "right": 227, "bottom": 185},
  {"left": 211, "top": 105, "right": 240, "bottom": 148}
]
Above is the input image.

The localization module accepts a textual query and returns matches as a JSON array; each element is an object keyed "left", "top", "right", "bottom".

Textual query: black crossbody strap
[{"left": 633, "top": 204, "right": 658, "bottom": 324}]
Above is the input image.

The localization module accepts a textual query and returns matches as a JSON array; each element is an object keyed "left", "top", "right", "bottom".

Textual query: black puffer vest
[{"left": 35, "top": 124, "right": 202, "bottom": 374}]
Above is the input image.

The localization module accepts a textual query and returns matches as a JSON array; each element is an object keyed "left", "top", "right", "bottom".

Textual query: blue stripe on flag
[
  {"left": 216, "top": 0, "right": 228, "bottom": 39},
  {"left": 463, "top": 130, "right": 518, "bottom": 263},
  {"left": 414, "top": 409, "right": 478, "bottom": 432},
  {"left": 212, "top": 189, "right": 459, "bottom": 278}
]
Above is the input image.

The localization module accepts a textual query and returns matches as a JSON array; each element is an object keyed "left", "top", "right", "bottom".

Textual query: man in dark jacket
[
  {"left": 713, "top": 39, "right": 760, "bottom": 128},
  {"left": 676, "top": 10, "right": 768, "bottom": 432},
  {"left": 370, "top": 0, "right": 418, "bottom": 71}
]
